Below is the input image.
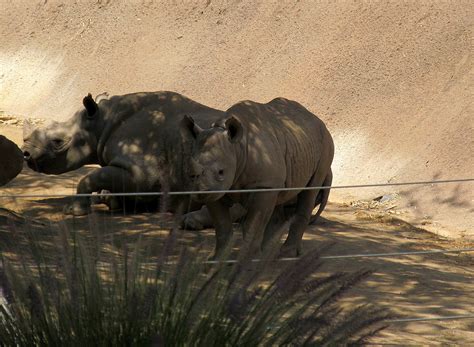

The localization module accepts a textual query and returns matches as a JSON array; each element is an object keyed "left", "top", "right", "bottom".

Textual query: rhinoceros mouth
[
  {"left": 26, "top": 158, "right": 45, "bottom": 173},
  {"left": 26, "top": 155, "right": 64, "bottom": 174}
]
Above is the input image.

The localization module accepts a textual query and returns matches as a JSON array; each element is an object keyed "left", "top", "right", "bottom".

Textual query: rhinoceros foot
[
  {"left": 180, "top": 213, "right": 205, "bottom": 230},
  {"left": 207, "top": 249, "right": 232, "bottom": 262},
  {"left": 279, "top": 243, "right": 301, "bottom": 258},
  {"left": 91, "top": 190, "right": 123, "bottom": 211},
  {"left": 180, "top": 206, "right": 215, "bottom": 230},
  {"left": 63, "top": 200, "right": 91, "bottom": 216}
]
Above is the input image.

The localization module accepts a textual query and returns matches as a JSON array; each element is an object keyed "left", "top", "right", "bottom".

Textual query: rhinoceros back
[
  {"left": 97, "top": 91, "right": 225, "bottom": 191},
  {"left": 226, "top": 97, "right": 334, "bottom": 204}
]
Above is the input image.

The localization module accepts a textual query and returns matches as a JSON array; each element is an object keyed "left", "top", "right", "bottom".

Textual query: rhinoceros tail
[{"left": 309, "top": 168, "right": 332, "bottom": 225}]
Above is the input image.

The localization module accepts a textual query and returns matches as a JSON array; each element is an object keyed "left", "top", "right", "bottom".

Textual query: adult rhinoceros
[
  {"left": 181, "top": 97, "right": 334, "bottom": 259},
  {"left": 0, "top": 135, "right": 23, "bottom": 186},
  {"left": 22, "top": 91, "right": 237, "bottom": 218}
]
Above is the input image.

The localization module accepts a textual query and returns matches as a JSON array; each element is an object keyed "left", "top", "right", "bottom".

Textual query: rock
[
  {"left": 373, "top": 193, "right": 398, "bottom": 203},
  {"left": 5, "top": 119, "right": 19, "bottom": 125},
  {"left": 0, "top": 135, "right": 23, "bottom": 186}
]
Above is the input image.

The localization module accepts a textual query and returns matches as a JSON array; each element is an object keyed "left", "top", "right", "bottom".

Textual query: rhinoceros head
[
  {"left": 22, "top": 93, "right": 104, "bottom": 174},
  {"left": 180, "top": 115, "right": 243, "bottom": 202}
]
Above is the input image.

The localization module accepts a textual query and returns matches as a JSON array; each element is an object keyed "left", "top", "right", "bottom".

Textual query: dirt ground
[
  {"left": 1, "top": 1, "right": 473, "bottom": 344},
  {"left": 1, "top": 123, "right": 474, "bottom": 344}
]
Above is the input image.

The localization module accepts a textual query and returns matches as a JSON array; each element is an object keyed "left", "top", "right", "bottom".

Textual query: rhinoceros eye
[
  {"left": 216, "top": 169, "right": 225, "bottom": 181},
  {"left": 52, "top": 139, "right": 64, "bottom": 148}
]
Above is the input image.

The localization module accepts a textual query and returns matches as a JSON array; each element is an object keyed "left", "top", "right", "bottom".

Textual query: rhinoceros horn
[{"left": 22, "top": 119, "right": 36, "bottom": 140}]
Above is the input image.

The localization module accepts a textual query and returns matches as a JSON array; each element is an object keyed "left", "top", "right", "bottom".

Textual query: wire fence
[
  {"left": 0, "top": 177, "right": 473, "bottom": 199},
  {"left": 389, "top": 314, "right": 474, "bottom": 324},
  {"left": 192, "top": 247, "right": 474, "bottom": 265}
]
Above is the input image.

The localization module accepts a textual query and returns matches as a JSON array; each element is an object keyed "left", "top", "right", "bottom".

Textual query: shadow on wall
[{"left": 399, "top": 172, "right": 474, "bottom": 217}]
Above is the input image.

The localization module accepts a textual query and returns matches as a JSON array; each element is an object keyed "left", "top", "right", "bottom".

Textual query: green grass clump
[{"left": 0, "top": 225, "right": 389, "bottom": 346}]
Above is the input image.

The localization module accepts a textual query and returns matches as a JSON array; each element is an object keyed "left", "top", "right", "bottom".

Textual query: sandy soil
[{"left": 0, "top": 1, "right": 473, "bottom": 344}]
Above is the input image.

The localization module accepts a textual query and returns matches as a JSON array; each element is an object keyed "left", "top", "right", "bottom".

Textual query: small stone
[{"left": 373, "top": 193, "right": 398, "bottom": 203}]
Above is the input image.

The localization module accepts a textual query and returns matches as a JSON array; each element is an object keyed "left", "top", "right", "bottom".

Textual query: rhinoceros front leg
[
  {"left": 206, "top": 200, "right": 233, "bottom": 260},
  {"left": 64, "top": 166, "right": 137, "bottom": 216},
  {"left": 261, "top": 205, "right": 289, "bottom": 251},
  {"left": 240, "top": 192, "right": 278, "bottom": 257}
]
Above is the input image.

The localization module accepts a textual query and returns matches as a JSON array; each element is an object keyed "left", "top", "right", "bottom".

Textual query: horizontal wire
[
  {"left": 155, "top": 247, "right": 474, "bottom": 265},
  {"left": 0, "top": 178, "right": 473, "bottom": 199},
  {"left": 389, "top": 314, "right": 474, "bottom": 323},
  {"left": 14, "top": 248, "right": 474, "bottom": 270},
  {"left": 318, "top": 247, "right": 474, "bottom": 260}
]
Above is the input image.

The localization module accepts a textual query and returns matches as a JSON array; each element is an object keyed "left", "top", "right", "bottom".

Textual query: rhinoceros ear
[
  {"left": 180, "top": 115, "right": 203, "bottom": 140},
  {"left": 225, "top": 116, "right": 243, "bottom": 143},
  {"left": 83, "top": 93, "right": 98, "bottom": 119}
]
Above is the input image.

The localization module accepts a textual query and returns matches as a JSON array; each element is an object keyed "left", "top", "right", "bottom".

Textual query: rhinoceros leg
[
  {"left": 239, "top": 192, "right": 279, "bottom": 257},
  {"left": 280, "top": 174, "right": 321, "bottom": 257},
  {"left": 181, "top": 203, "right": 247, "bottom": 230},
  {"left": 206, "top": 200, "right": 234, "bottom": 260},
  {"left": 261, "top": 205, "right": 290, "bottom": 251},
  {"left": 64, "top": 166, "right": 138, "bottom": 216}
]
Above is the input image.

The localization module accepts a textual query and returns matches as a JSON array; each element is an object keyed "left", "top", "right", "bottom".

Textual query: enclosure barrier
[
  {"left": 1, "top": 177, "right": 473, "bottom": 325},
  {"left": 388, "top": 314, "right": 474, "bottom": 324},
  {"left": 1, "top": 177, "right": 472, "bottom": 199}
]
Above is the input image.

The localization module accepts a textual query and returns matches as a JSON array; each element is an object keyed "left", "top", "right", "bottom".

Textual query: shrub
[{"left": 0, "top": 223, "right": 389, "bottom": 346}]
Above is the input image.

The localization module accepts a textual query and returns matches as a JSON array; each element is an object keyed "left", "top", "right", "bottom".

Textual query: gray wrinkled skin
[
  {"left": 22, "top": 91, "right": 226, "bottom": 216},
  {"left": 181, "top": 98, "right": 334, "bottom": 259},
  {"left": 0, "top": 135, "right": 23, "bottom": 186}
]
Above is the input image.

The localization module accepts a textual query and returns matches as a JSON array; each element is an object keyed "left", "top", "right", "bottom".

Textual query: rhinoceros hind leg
[
  {"left": 64, "top": 166, "right": 138, "bottom": 216},
  {"left": 280, "top": 174, "right": 321, "bottom": 257}
]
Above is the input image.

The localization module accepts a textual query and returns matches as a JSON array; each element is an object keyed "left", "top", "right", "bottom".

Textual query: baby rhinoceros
[{"left": 180, "top": 98, "right": 334, "bottom": 259}]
